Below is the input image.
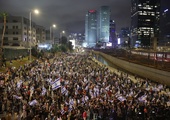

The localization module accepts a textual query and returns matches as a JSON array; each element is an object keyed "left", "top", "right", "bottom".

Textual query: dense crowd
[{"left": 0, "top": 52, "right": 170, "bottom": 120}]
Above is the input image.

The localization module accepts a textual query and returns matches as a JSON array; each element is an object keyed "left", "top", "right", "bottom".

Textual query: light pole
[
  {"left": 60, "top": 31, "right": 65, "bottom": 44},
  {"left": 50, "top": 24, "right": 56, "bottom": 44},
  {"left": 29, "top": 9, "right": 39, "bottom": 61},
  {"left": 60, "top": 30, "right": 65, "bottom": 37}
]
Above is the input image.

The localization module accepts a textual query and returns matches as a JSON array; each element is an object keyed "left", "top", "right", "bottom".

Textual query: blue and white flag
[
  {"left": 50, "top": 77, "right": 60, "bottom": 85},
  {"left": 41, "top": 87, "right": 47, "bottom": 96},
  {"left": 118, "top": 96, "right": 126, "bottom": 102},
  {"left": 52, "top": 78, "right": 61, "bottom": 90},
  {"left": 13, "top": 95, "right": 22, "bottom": 100},
  {"left": 69, "top": 99, "right": 74, "bottom": 107},
  {"left": 138, "top": 95, "right": 147, "bottom": 102},
  {"left": 17, "top": 80, "right": 22, "bottom": 88},
  {"left": 105, "top": 85, "right": 110, "bottom": 91},
  {"left": 61, "top": 87, "right": 67, "bottom": 95},
  {"left": 60, "top": 109, "right": 65, "bottom": 115},
  {"left": 82, "top": 97, "right": 85, "bottom": 104},
  {"left": 85, "top": 96, "right": 89, "bottom": 102},
  {"left": 29, "top": 99, "right": 38, "bottom": 106},
  {"left": 68, "top": 107, "right": 73, "bottom": 112}
]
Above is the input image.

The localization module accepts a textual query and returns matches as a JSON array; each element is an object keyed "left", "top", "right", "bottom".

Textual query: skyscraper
[
  {"left": 159, "top": 1, "right": 170, "bottom": 46},
  {"left": 85, "top": 10, "right": 97, "bottom": 47},
  {"left": 109, "top": 20, "right": 116, "bottom": 46},
  {"left": 97, "top": 6, "right": 111, "bottom": 43},
  {"left": 131, "top": 0, "right": 160, "bottom": 47}
]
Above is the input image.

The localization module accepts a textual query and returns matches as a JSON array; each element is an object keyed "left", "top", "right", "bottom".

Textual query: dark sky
[{"left": 0, "top": 0, "right": 131, "bottom": 34}]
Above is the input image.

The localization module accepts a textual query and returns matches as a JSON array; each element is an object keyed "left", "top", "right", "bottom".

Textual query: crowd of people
[{"left": 0, "top": 52, "right": 170, "bottom": 120}]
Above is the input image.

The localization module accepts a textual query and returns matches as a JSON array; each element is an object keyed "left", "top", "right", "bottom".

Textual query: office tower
[
  {"left": 109, "top": 20, "right": 116, "bottom": 46},
  {"left": 159, "top": 1, "right": 170, "bottom": 46},
  {"left": 120, "top": 27, "right": 130, "bottom": 38},
  {"left": 97, "top": 6, "right": 111, "bottom": 43},
  {"left": 85, "top": 10, "right": 97, "bottom": 47},
  {"left": 119, "top": 27, "right": 131, "bottom": 47},
  {"left": 131, "top": 0, "right": 160, "bottom": 47}
]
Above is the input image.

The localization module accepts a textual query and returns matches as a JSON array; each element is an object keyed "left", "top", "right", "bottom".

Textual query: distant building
[
  {"left": 0, "top": 15, "right": 46, "bottom": 48},
  {"left": 159, "top": 1, "right": 170, "bottom": 46},
  {"left": 45, "top": 30, "right": 50, "bottom": 41},
  {"left": 119, "top": 27, "right": 131, "bottom": 47},
  {"left": 85, "top": 10, "right": 97, "bottom": 47},
  {"left": 120, "top": 27, "right": 130, "bottom": 38},
  {"left": 131, "top": 0, "right": 160, "bottom": 47},
  {"left": 109, "top": 20, "right": 116, "bottom": 46},
  {"left": 97, "top": 6, "right": 111, "bottom": 43},
  {"left": 36, "top": 25, "right": 46, "bottom": 44},
  {"left": 68, "top": 33, "right": 85, "bottom": 46}
]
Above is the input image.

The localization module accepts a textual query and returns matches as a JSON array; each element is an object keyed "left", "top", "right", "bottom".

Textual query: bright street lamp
[
  {"left": 29, "top": 9, "right": 39, "bottom": 61},
  {"left": 60, "top": 30, "right": 65, "bottom": 38},
  {"left": 59, "top": 30, "right": 66, "bottom": 44},
  {"left": 50, "top": 24, "right": 56, "bottom": 44}
]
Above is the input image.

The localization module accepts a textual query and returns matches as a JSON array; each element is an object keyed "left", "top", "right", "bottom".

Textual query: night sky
[{"left": 0, "top": 0, "right": 131, "bottom": 34}]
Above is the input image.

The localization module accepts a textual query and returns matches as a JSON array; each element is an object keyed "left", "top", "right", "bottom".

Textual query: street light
[
  {"left": 29, "top": 9, "right": 39, "bottom": 61},
  {"left": 59, "top": 31, "right": 65, "bottom": 44},
  {"left": 50, "top": 24, "right": 56, "bottom": 44},
  {"left": 60, "top": 30, "right": 65, "bottom": 38}
]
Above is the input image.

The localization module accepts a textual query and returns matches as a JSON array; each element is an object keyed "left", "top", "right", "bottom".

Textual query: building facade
[
  {"left": 68, "top": 33, "right": 85, "bottom": 46},
  {"left": 85, "top": 10, "right": 97, "bottom": 47},
  {"left": 109, "top": 20, "right": 116, "bottom": 47},
  {"left": 0, "top": 15, "right": 46, "bottom": 48},
  {"left": 159, "top": 0, "right": 170, "bottom": 46},
  {"left": 131, "top": 0, "right": 160, "bottom": 47},
  {"left": 97, "top": 6, "right": 111, "bottom": 43},
  {"left": 36, "top": 25, "right": 46, "bottom": 44}
]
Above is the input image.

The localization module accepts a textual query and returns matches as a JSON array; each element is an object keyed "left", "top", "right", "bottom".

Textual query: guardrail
[{"left": 92, "top": 50, "right": 170, "bottom": 86}]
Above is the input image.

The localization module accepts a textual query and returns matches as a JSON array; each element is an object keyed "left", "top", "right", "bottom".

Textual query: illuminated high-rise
[
  {"left": 109, "top": 20, "right": 116, "bottom": 46},
  {"left": 97, "top": 6, "right": 111, "bottom": 43},
  {"left": 85, "top": 10, "right": 97, "bottom": 47},
  {"left": 131, "top": 0, "right": 160, "bottom": 47},
  {"left": 159, "top": 1, "right": 170, "bottom": 46}
]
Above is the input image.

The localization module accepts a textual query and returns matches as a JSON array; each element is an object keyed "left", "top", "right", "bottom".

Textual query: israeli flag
[
  {"left": 68, "top": 107, "right": 73, "bottom": 112},
  {"left": 105, "top": 85, "right": 110, "bottom": 91},
  {"left": 85, "top": 96, "right": 89, "bottom": 102},
  {"left": 69, "top": 99, "right": 74, "bottom": 107},
  {"left": 29, "top": 100, "right": 38, "bottom": 106},
  {"left": 50, "top": 77, "right": 60, "bottom": 85},
  {"left": 13, "top": 95, "right": 22, "bottom": 99},
  {"left": 52, "top": 79, "right": 61, "bottom": 90},
  {"left": 118, "top": 96, "right": 126, "bottom": 102},
  {"left": 60, "top": 109, "right": 65, "bottom": 115},
  {"left": 17, "top": 80, "right": 22, "bottom": 88},
  {"left": 41, "top": 87, "right": 47, "bottom": 96},
  {"left": 61, "top": 87, "right": 67, "bottom": 95},
  {"left": 138, "top": 95, "right": 147, "bottom": 102},
  {"left": 82, "top": 97, "right": 85, "bottom": 104}
]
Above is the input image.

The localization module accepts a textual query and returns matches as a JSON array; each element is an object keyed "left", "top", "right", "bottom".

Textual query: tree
[
  {"left": 51, "top": 44, "right": 60, "bottom": 53},
  {"left": 61, "top": 36, "right": 68, "bottom": 45},
  {"left": 67, "top": 41, "right": 73, "bottom": 51},
  {"left": 0, "top": 12, "right": 7, "bottom": 68},
  {"left": 59, "top": 44, "right": 67, "bottom": 52}
]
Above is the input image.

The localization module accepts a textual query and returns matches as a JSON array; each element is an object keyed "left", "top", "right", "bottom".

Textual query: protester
[{"left": 0, "top": 52, "right": 170, "bottom": 120}]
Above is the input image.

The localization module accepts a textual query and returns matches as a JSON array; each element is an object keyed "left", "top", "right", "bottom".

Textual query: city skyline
[{"left": 0, "top": 0, "right": 131, "bottom": 33}]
